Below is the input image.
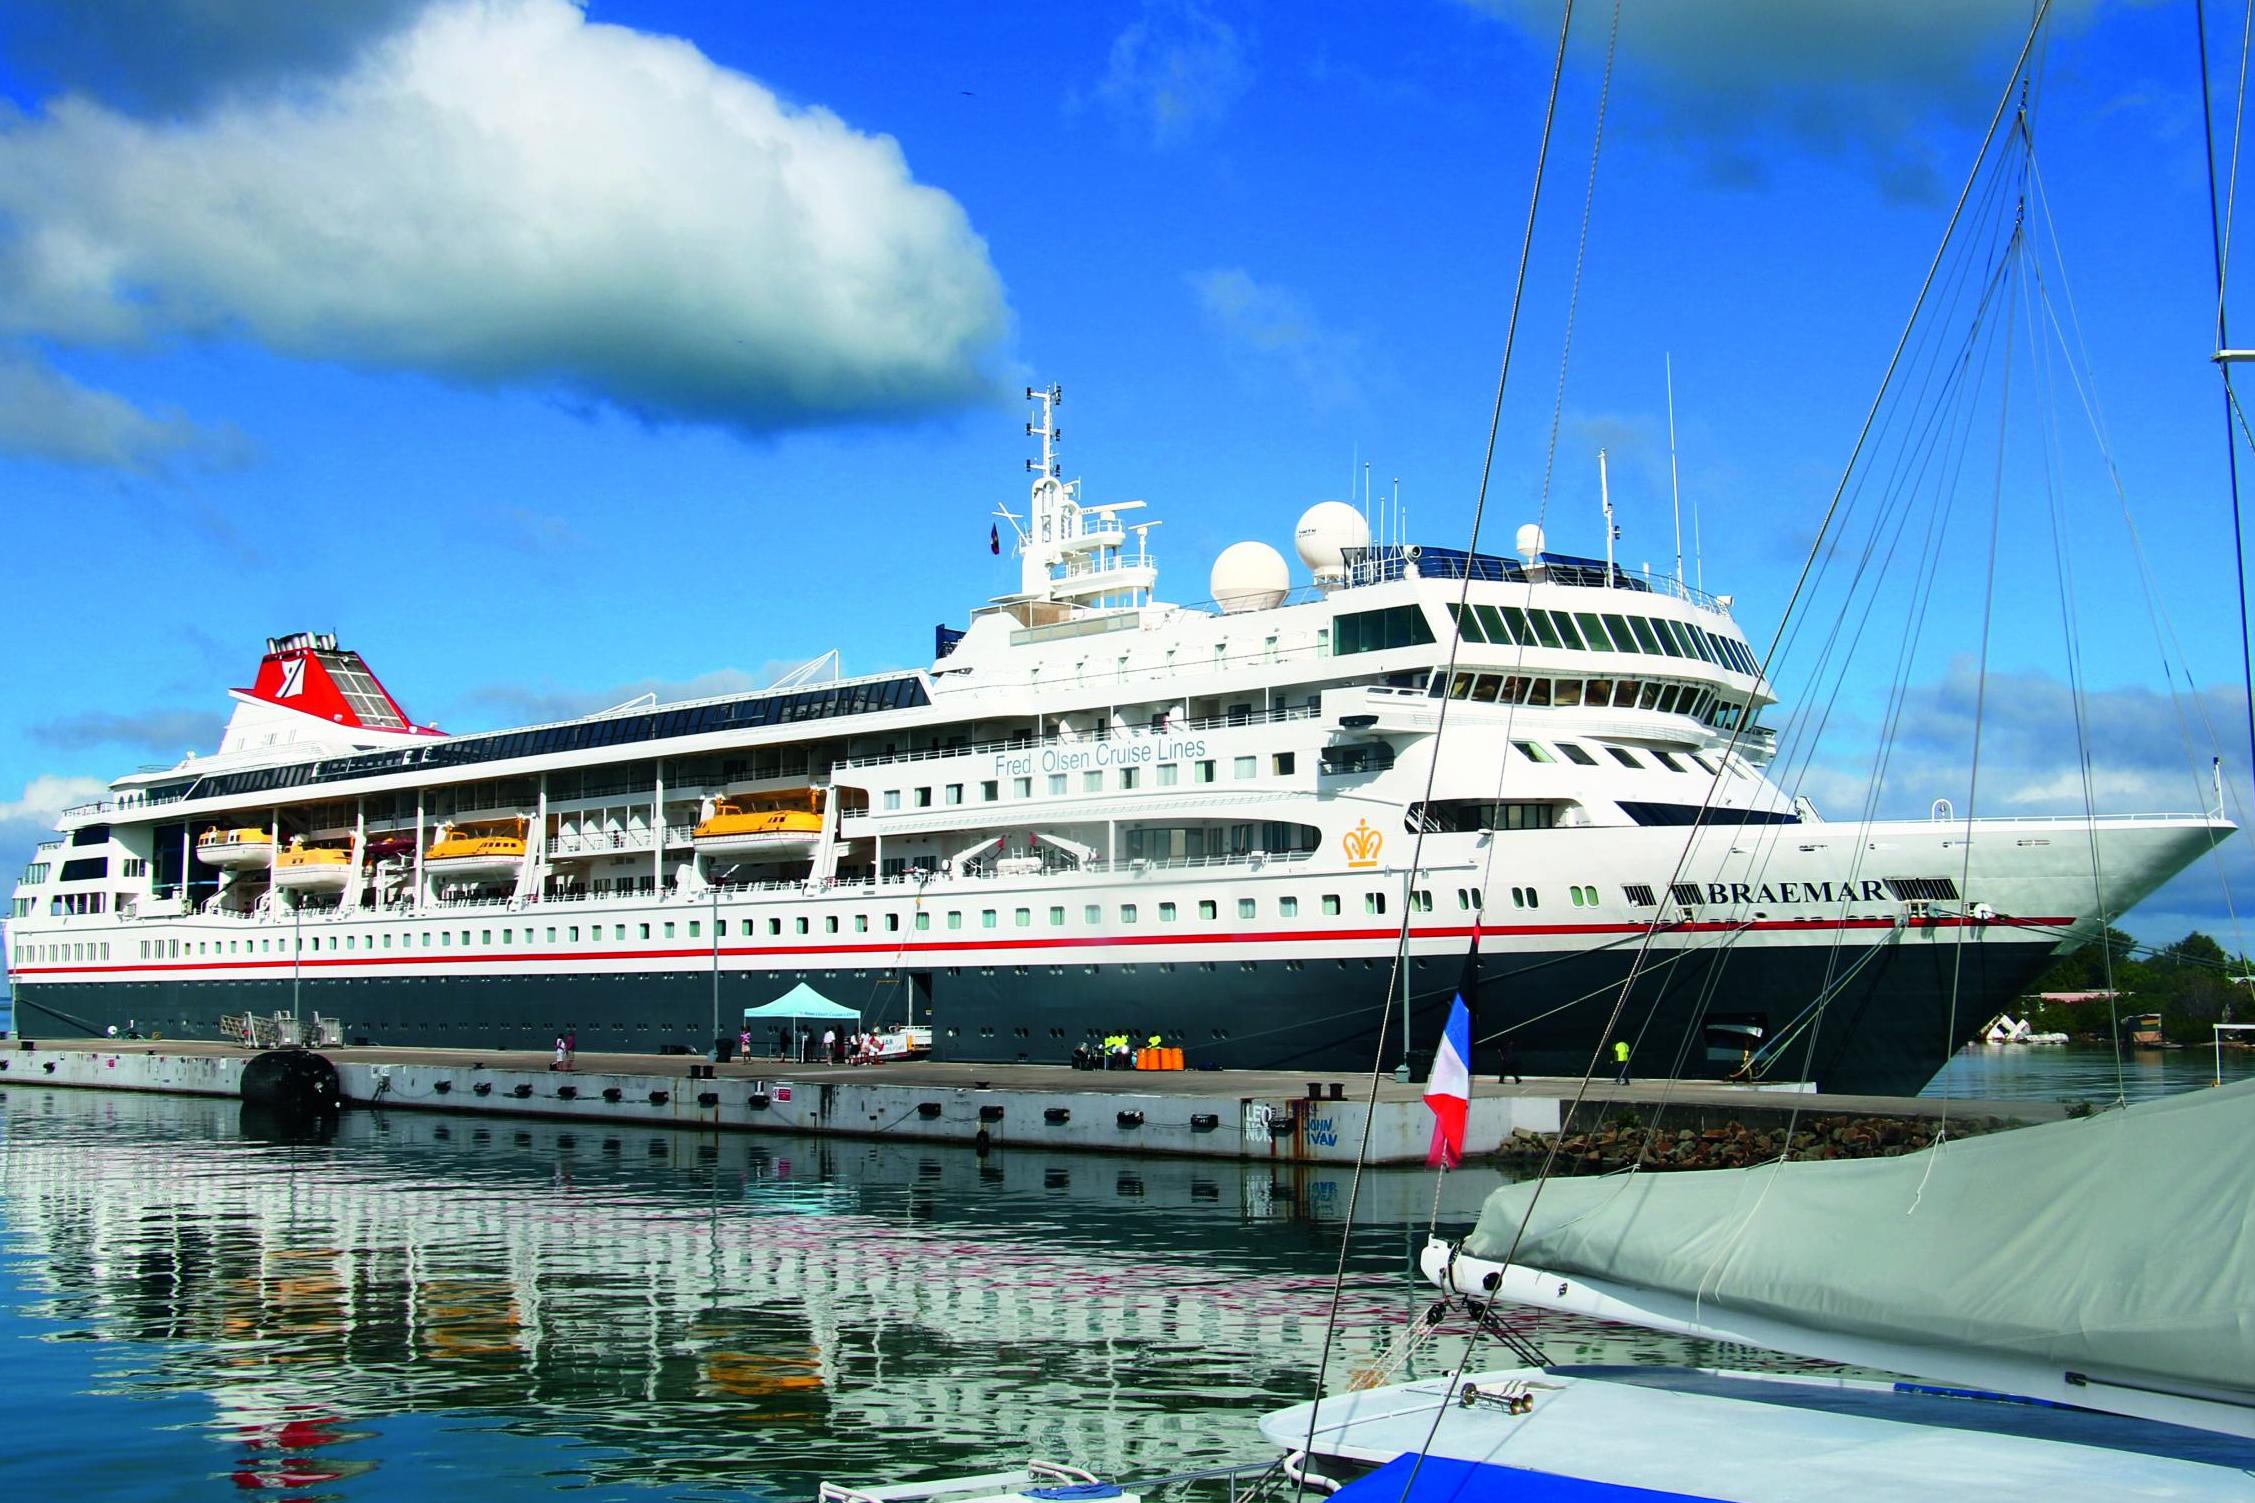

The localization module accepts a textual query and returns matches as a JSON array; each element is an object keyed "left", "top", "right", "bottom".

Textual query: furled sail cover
[{"left": 1465, "top": 1079, "right": 2255, "bottom": 1398}]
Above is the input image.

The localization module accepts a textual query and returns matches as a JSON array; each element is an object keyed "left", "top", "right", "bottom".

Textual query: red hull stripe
[{"left": 13, "top": 915, "right": 2075, "bottom": 978}]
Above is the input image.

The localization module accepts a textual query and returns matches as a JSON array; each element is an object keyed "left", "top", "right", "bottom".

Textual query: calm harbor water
[
  {"left": 0, "top": 1042, "right": 2234, "bottom": 1500},
  {"left": 0, "top": 1085, "right": 1800, "bottom": 1503},
  {"left": 1922, "top": 1040, "right": 2254, "bottom": 1102}
]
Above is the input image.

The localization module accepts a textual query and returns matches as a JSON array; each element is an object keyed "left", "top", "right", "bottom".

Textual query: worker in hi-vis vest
[{"left": 1612, "top": 1038, "right": 1631, "bottom": 1085}]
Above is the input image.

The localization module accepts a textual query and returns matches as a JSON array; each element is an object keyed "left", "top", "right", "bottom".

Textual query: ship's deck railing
[
  {"left": 837, "top": 704, "right": 1319, "bottom": 771},
  {"left": 545, "top": 824, "right": 694, "bottom": 858}
]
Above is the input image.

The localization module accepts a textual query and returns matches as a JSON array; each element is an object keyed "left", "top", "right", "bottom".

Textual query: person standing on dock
[
  {"left": 553, "top": 1035, "right": 568, "bottom": 1071},
  {"left": 1612, "top": 1038, "right": 1631, "bottom": 1085},
  {"left": 1499, "top": 1035, "right": 1523, "bottom": 1086},
  {"left": 564, "top": 1028, "right": 577, "bottom": 1069}
]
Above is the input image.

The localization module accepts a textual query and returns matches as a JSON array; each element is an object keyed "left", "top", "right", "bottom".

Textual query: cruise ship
[{"left": 4, "top": 388, "right": 2228, "bottom": 1094}]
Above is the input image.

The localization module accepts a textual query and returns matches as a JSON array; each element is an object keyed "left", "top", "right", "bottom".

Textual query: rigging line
[
  {"left": 1533, "top": 0, "right": 1624, "bottom": 514},
  {"left": 2023, "top": 232, "right": 2129, "bottom": 1106},
  {"left": 1295, "top": 0, "right": 1581, "bottom": 1487},
  {"left": 2021, "top": 212, "right": 2255, "bottom": 863},
  {"left": 2196, "top": 0, "right": 2255, "bottom": 808},
  {"left": 1464, "top": 0, "right": 2061, "bottom": 1347},
  {"left": 1925, "top": 209, "right": 2024, "bottom": 1182},
  {"left": 2222, "top": 0, "right": 2253, "bottom": 314}
]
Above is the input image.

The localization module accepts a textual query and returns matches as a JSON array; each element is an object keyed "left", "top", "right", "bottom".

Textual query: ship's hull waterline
[{"left": 14, "top": 921, "right": 2062, "bottom": 1098}]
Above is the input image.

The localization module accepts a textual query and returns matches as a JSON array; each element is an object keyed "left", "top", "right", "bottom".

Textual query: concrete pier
[{"left": 0, "top": 1038, "right": 2062, "bottom": 1164}]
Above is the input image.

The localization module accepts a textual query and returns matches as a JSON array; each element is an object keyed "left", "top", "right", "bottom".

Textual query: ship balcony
[
  {"left": 1061, "top": 520, "right": 1127, "bottom": 551},
  {"left": 1323, "top": 683, "right": 1441, "bottom": 737}
]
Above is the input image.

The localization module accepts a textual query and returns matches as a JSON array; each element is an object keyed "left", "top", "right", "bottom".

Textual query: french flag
[{"left": 1424, "top": 995, "right": 1473, "bottom": 1168}]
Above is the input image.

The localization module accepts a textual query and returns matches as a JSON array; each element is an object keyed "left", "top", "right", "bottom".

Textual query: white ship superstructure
[{"left": 4, "top": 388, "right": 2230, "bottom": 1093}]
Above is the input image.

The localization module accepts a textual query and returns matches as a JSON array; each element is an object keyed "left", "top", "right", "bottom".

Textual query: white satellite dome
[
  {"left": 1515, "top": 522, "right": 1546, "bottom": 561},
  {"left": 1295, "top": 501, "right": 1371, "bottom": 587},
  {"left": 1210, "top": 541, "right": 1291, "bottom": 614}
]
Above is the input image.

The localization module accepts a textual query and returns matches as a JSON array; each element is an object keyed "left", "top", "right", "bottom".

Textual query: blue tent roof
[
  {"left": 1331, "top": 1452, "right": 1720, "bottom": 1503},
  {"left": 740, "top": 983, "right": 859, "bottom": 1021}
]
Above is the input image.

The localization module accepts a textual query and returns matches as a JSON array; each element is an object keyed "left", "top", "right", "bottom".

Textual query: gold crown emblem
[{"left": 1343, "top": 819, "right": 1383, "bottom": 869}]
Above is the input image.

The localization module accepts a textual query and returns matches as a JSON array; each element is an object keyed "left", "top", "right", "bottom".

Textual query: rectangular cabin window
[
  {"left": 825, "top": 915, "right": 839, "bottom": 933},
  {"left": 1651, "top": 621, "right": 1686, "bottom": 657},
  {"left": 1548, "top": 611, "right": 1586, "bottom": 650},
  {"left": 686, "top": 922, "right": 698, "bottom": 939},
  {"left": 1048, "top": 774, "right": 1067, "bottom": 795},
  {"left": 1084, "top": 904, "right": 1102, "bottom": 923},
  {"left": 983, "top": 910, "right": 998, "bottom": 929},
  {"left": 1365, "top": 891, "right": 1387, "bottom": 915},
  {"left": 1274, "top": 751, "right": 1296, "bottom": 774},
  {"left": 1473, "top": 604, "right": 1512, "bottom": 644},
  {"left": 1527, "top": 610, "right": 1562, "bottom": 649},
  {"left": 981, "top": 781, "right": 999, "bottom": 801},
  {"left": 1048, "top": 906, "right": 1064, "bottom": 925},
  {"left": 1448, "top": 602, "right": 1487, "bottom": 643},
  {"left": 1498, "top": 606, "right": 1533, "bottom": 645},
  {"left": 1199, "top": 899, "right": 1218, "bottom": 920},
  {"left": 1450, "top": 672, "right": 1476, "bottom": 700},
  {"left": 1279, "top": 895, "right": 1298, "bottom": 917},
  {"left": 1013, "top": 908, "right": 1030, "bottom": 928},
  {"left": 1558, "top": 742, "right": 1599, "bottom": 766},
  {"left": 1613, "top": 679, "right": 1642, "bottom": 708},
  {"left": 882, "top": 913, "right": 899, "bottom": 931},
  {"left": 1158, "top": 763, "right": 1179, "bottom": 786},
  {"left": 1654, "top": 750, "right": 1687, "bottom": 772},
  {"left": 1118, "top": 767, "right": 1140, "bottom": 791},
  {"left": 768, "top": 917, "right": 782, "bottom": 935},
  {"left": 1195, "top": 759, "right": 1216, "bottom": 783},
  {"left": 1607, "top": 747, "right": 1641, "bottom": 768},
  {"left": 1629, "top": 617, "right": 1664, "bottom": 654},
  {"left": 1013, "top": 777, "right": 1032, "bottom": 798},
  {"left": 1586, "top": 677, "right": 1614, "bottom": 705},
  {"left": 1552, "top": 679, "right": 1583, "bottom": 707},
  {"left": 1238, "top": 898, "right": 1256, "bottom": 919},
  {"left": 1514, "top": 740, "right": 1552, "bottom": 762},
  {"left": 1121, "top": 903, "right": 1138, "bottom": 923},
  {"left": 1575, "top": 612, "right": 1612, "bottom": 650},
  {"left": 883, "top": 790, "right": 901, "bottom": 811},
  {"left": 914, "top": 787, "right": 932, "bottom": 808},
  {"left": 947, "top": 911, "right": 963, "bottom": 930},
  {"left": 1603, "top": 612, "right": 1640, "bottom": 653},
  {"left": 946, "top": 785, "right": 964, "bottom": 805},
  {"left": 1322, "top": 894, "right": 1342, "bottom": 916},
  {"left": 1234, "top": 756, "right": 1256, "bottom": 778},
  {"left": 856, "top": 915, "right": 870, "bottom": 932},
  {"left": 915, "top": 912, "right": 930, "bottom": 930},
  {"left": 1159, "top": 902, "right": 1177, "bottom": 922},
  {"left": 1083, "top": 771, "right": 1103, "bottom": 793}
]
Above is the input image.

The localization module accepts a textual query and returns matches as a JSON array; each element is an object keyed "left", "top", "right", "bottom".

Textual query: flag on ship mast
[
  {"left": 1424, "top": 994, "right": 1473, "bottom": 1168},
  {"left": 989, "top": 523, "right": 1001, "bottom": 555}
]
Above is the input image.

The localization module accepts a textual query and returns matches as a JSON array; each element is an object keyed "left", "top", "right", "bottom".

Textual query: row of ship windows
[
  {"left": 1442, "top": 671, "right": 1722, "bottom": 721},
  {"left": 1445, "top": 602, "right": 1757, "bottom": 674},
  {"left": 1514, "top": 739, "right": 1717, "bottom": 775},
  {"left": 21, "top": 887, "right": 1677, "bottom": 968},
  {"left": 881, "top": 754, "right": 1295, "bottom": 810}
]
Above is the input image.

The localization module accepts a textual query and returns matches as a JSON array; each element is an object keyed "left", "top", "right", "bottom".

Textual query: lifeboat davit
[
  {"left": 424, "top": 818, "right": 529, "bottom": 882},
  {"left": 694, "top": 793, "right": 824, "bottom": 860},
  {"left": 272, "top": 838, "right": 354, "bottom": 894},
  {"left": 196, "top": 826, "right": 275, "bottom": 871}
]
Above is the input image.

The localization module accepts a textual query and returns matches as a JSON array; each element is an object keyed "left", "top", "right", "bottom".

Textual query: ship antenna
[
  {"left": 1666, "top": 352, "right": 1685, "bottom": 592},
  {"left": 1598, "top": 447, "right": 1617, "bottom": 579}
]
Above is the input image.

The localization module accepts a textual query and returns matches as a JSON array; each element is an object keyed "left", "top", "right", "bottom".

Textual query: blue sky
[{"left": 1, "top": 0, "right": 2251, "bottom": 946}]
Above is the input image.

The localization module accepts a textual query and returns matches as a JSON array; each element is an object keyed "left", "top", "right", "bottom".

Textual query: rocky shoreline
[{"left": 1496, "top": 1111, "right": 2022, "bottom": 1173}]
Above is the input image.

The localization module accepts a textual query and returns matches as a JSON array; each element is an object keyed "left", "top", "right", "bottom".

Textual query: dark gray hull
[{"left": 12, "top": 929, "right": 2057, "bottom": 1098}]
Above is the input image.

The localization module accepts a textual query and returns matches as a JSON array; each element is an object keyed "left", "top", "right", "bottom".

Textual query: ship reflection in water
[{"left": 0, "top": 1088, "right": 1755, "bottom": 1500}]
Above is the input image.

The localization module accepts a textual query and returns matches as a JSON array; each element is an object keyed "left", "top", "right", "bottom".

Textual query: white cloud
[
  {"left": 0, "top": 774, "right": 110, "bottom": 868},
  {"left": 1191, "top": 267, "right": 1361, "bottom": 407},
  {"left": 0, "top": 0, "right": 430, "bottom": 114},
  {"left": 0, "top": 350, "right": 245, "bottom": 472},
  {"left": 1093, "top": 0, "right": 1250, "bottom": 147},
  {"left": 0, "top": 0, "right": 1009, "bottom": 434},
  {"left": 1465, "top": 0, "right": 2100, "bottom": 200}
]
